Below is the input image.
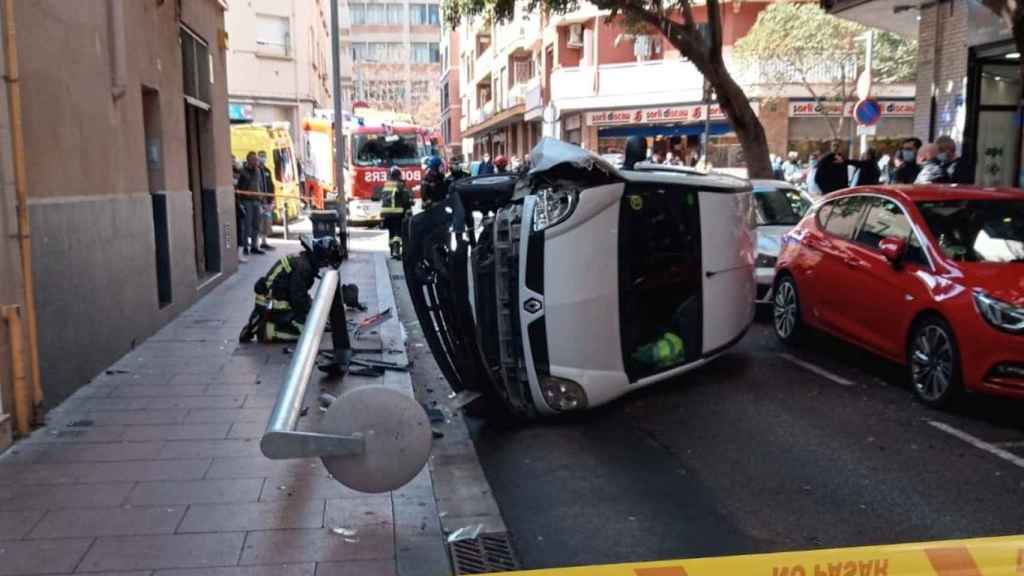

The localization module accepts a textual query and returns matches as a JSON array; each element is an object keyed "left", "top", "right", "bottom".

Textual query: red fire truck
[{"left": 344, "top": 116, "right": 431, "bottom": 225}]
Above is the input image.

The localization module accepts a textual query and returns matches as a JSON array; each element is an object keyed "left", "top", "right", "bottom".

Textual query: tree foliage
[{"left": 442, "top": 0, "right": 775, "bottom": 177}]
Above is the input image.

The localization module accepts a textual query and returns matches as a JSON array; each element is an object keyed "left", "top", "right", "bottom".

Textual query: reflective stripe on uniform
[{"left": 254, "top": 294, "right": 291, "bottom": 310}]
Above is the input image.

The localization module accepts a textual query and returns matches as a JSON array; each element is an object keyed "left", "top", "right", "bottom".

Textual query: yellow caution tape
[{"left": 489, "top": 535, "right": 1024, "bottom": 576}]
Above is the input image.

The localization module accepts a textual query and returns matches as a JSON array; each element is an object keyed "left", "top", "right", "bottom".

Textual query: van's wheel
[
  {"left": 908, "top": 315, "right": 963, "bottom": 408},
  {"left": 772, "top": 274, "right": 803, "bottom": 344}
]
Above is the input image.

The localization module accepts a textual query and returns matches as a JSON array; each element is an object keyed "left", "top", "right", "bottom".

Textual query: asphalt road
[
  {"left": 453, "top": 311, "right": 1024, "bottom": 569},
  {"left": 386, "top": 234, "right": 1024, "bottom": 570}
]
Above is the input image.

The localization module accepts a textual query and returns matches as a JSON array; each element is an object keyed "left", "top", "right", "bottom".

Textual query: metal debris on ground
[
  {"left": 318, "top": 393, "right": 337, "bottom": 412},
  {"left": 450, "top": 390, "right": 482, "bottom": 409},
  {"left": 447, "top": 524, "right": 484, "bottom": 543},
  {"left": 423, "top": 406, "right": 446, "bottom": 424},
  {"left": 330, "top": 527, "right": 358, "bottom": 537},
  {"left": 105, "top": 369, "right": 130, "bottom": 375},
  {"left": 350, "top": 357, "right": 409, "bottom": 371},
  {"left": 353, "top": 307, "right": 392, "bottom": 339}
]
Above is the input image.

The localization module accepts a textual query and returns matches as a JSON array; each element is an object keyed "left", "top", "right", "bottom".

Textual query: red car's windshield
[{"left": 916, "top": 199, "right": 1024, "bottom": 263}]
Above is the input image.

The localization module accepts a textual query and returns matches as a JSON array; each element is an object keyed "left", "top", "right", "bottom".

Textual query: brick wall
[{"left": 915, "top": 0, "right": 970, "bottom": 142}]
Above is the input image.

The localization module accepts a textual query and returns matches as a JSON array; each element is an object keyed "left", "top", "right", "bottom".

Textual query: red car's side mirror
[{"left": 879, "top": 236, "right": 908, "bottom": 265}]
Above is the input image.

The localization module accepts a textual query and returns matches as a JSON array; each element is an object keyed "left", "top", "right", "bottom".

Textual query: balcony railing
[{"left": 734, "top": 59, "right": 860, "bottom": 86}]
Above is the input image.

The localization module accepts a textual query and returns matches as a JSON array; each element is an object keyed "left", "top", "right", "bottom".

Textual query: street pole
[
  {"left": 859, "top": 30, "right": 875, "bottom": 157},
  {"left": 330, "top": 0, "right": 348, "bottom": 246}
]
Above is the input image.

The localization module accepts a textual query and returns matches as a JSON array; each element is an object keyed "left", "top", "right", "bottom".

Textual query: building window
[
  {"left": 476, "top": 33, "right": 491, "bottom": 54},
  {"left": 388, "top": 4, "right": 404, "bottom": 24},
  {"left": 410, "top": 4, "right": 440, "bottom": 26},
  {"left": 350, "top": 4, "right": 365, "bottom": 25},
  {"left": 512, "top": 58, "right": 534, "bottom": 85},
  {"left": 351, "top": 42, "right": 367, "bottom": 62},
  {"left": 181, "top": 28, "right": 211, "bottom": 107},
  {"left": 412, "top": 42, "right": 440, "bottom": 63},
  {"left": 255, "top": 14, "right": 291, "bottom": 57}
]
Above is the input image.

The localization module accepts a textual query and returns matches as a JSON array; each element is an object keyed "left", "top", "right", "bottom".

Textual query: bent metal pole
[{"left": 261, "top": 269, "right": 363, "bottom": 459}]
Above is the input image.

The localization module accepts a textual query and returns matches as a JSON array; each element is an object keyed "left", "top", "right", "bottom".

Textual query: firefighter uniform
[
  {"left": 239, "top": 237, "right": 341, "bottom": 343},
  {"left": 381, "top": 169, "right": 412, "bottom": 258}
]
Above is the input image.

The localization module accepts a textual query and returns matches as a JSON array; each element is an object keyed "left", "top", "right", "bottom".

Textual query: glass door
[{"left": 971, "top": 59, "right": 1022, "bottom": 187}]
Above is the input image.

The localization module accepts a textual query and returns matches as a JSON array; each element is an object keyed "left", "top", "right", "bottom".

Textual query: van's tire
[
  {"left": 907, "top": 315, "right": 963, "bottom": 408},
  {"left": 772, "top": 273, "right": 803, "bottom": 344}
]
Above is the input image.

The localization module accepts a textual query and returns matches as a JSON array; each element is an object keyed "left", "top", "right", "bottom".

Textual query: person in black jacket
[
  {"left": 814, "top": 141, "right": 850, "bottom": 194},
  {"left": 236, "top": 152, "right": 269, "bottom": 255},
  {"left": 849, "top": 149, "right": 881, "bottom": 186},
  {"left": 936, "top": 135, "right": 975, "bottom": 184},
  {"left": 891, "top": 137, "right": 922, "bottom": 184},
  {"left": 239, "top": 236, "right": 342, "bottom": 342},
  {"left": 914, "top": 143, "right": 952, "bottom": 184},
  {"left": 420, "top": 156, "right": 448, "bottom": 209}
]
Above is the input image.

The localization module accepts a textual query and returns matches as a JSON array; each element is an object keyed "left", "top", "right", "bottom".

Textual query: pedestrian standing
[
  {"left": 782, "top": 151, "right": 802, "bottom": 184},
  {"left": 849, "top": 149, "right": 881, "bottom": 186},
  {"left": 814, "top": 141, "right": 850, "bottom": 195},
  {"left": 236, "top": 151, "right": 266, "bottom": 255},
  {"left": 257, "top": 151, "right": 276, "bottom": 252},
  {"left": 936, "top": 135, "right": 974, "bottom": 184},
  {"left": 914, "top": 143, "right": 951, "bottom": 184},
  {"left": 891, "top": 138, "right": 922, "bottom": 184},
  {"left": 478, "top": 153, "right": 495, "bottom": 175},
  {"left": 805, "top": 153, "right": 822, "bottom": 196}
]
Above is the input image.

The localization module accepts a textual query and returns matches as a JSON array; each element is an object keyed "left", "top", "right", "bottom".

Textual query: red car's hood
[{"left": 960, "top": 263, "right": 1024, "bottom": 306}]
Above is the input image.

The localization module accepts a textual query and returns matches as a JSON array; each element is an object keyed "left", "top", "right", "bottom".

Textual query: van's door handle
[{"left": 845, "top": 257, "right": 864, "bottom": 268}]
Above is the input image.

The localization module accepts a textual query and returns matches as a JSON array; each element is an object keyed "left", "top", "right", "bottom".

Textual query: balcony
[
  {"left": 505, "top": 82, "right": 528, "bottom": 109},
  {"left": 550, "top": 59, "right": 705, "bottom": 110}
]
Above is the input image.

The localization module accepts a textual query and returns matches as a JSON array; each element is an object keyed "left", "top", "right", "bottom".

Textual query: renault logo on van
[{"left": 524, "top": 298, "right": 543, "bottom": 314}]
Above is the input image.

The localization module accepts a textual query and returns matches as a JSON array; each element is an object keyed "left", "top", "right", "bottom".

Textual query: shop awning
[{"left": 597, "top": 122, "right": 733, "bottom": 138}]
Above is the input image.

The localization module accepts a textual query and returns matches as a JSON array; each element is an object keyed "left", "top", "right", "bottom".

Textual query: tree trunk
[{"left": 708, "top": 66, "right": 773, "bottom": 178}]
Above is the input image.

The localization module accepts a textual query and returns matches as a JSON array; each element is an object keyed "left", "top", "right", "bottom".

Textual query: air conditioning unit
[{"left": 567, "top": 24, "right": 583, "bottom": 49}]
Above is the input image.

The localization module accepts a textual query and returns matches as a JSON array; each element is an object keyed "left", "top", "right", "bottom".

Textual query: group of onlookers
[{"left": 776, "top": 135, "right": 974, "bottom": 196}]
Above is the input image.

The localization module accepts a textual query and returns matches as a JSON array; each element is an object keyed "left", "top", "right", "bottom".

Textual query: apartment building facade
[
  {"left": 827, "top": 0, "right": 1020, "bottom": 188},
  {"left": 226, "top": 0, "right": 341, "bottom": 163},
  {"left": 454, "top": 1, "right": 916, "bottom": 167},
  {"left": 0, "top": 0, "right": 235, "bottom": 421},
  {"left": 440, "top": 23, "right": 463, "bottom": 157},
  {"left": 347, "top": 0, "right": 443, "bottom": 128}
]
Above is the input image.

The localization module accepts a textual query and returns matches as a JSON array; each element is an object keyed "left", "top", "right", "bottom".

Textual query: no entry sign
[{"left": 854, "top": 99, "right": 883, "bottom": 127}]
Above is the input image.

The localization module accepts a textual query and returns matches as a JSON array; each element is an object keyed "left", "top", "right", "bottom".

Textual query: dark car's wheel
[
  {"left": 908, "top": 315, "right": 963, "bottom": 407},
  {"left": 772, "top": 274, "right": 803, "bottom": 344}
]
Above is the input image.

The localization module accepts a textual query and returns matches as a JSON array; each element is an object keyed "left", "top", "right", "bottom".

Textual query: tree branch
[{"left": 706, "top": 0, "right": 724, "bottom": 64}]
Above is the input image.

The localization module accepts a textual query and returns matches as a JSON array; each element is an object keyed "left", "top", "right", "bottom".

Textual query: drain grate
[{"left": 449, "top": 533, "right": 520, "bottom": 574}]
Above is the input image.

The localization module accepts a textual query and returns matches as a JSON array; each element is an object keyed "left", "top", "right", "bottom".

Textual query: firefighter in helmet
[
  {"left": 381, "top": 165, "right": 412, "bottom": 258},
  {"left": 239, "top": 236, "right": 343, "bottom": 342},
  {"left": 420, "top": 155, "right": 448, "bottom": 210}
]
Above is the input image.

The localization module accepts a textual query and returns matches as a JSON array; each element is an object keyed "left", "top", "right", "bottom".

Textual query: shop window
[{"left": 255, "top": 14, "right": 291, "bottom": 57}]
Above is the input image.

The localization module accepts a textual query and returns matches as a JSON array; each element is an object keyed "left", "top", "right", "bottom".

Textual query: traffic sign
[{"left": 854, "top": 98, "right": 882, "bottom": 127}]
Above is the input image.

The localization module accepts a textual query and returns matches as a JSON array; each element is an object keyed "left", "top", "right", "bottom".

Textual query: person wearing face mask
[
  {"left": 935, "top": 135, "right": 974, "bottom": 184},
  {"left": 914, "top": 143, "right": 951, "bottom": 184},
  {"left": 891, "top": 137, "right": 922, "bottom": 184},
  {"left": 805, "top": 153, "right": 822, "bottom": 196}
]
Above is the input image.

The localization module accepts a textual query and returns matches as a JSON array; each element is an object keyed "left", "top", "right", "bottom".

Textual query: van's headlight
[
  {"left": 973, "top": 290, "right": 1024, "bottom": 333},
  {"left": 539, "top": 376, "right": 588, "bottom": 411},
  {"left": 532, "top": 188, "right": 578, "bottom": 231}
]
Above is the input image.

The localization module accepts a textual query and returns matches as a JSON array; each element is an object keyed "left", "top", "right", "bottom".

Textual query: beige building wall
[
  {"left": 13, "top": 0, "right": 235, "bottom": 407},
  {"left": 226, "top": 0, "right": 338, "bottom": 159}
]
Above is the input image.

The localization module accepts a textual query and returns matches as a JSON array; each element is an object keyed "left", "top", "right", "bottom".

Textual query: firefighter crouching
[
  {"left": 239, "top": 236, "right": 343, "bottom": 343},
  {"left": 381, "top": 166, "right": 412, "bottom": 259}
]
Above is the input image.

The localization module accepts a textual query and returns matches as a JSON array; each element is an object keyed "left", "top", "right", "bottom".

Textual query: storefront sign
[
  {"left": 789, "top": 100, "right": 915, "bottom": 118},
  {"left": 586, "top": 103, "right": 747, "bottom": 127}
]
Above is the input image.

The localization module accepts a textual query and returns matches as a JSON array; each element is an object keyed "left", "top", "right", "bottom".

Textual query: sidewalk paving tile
[
  {"left": 28, "top": 505, "right": 185, "bottom": 539},
  {"left": 185, "top": 408, "right": 271, "bottom": 425},
  {"left": 128, "top": 478, "right": 264, "bottom": 506},
  {"left": 226, "top": 421, "right": 266, "bottom": 440},
  {"left": 0, "top": 538, "right": 93, "bottom": 575},
  {"left": 79, "top": 458, "right": 212, "bottom": 483},
  {"left": 205, "top": 457, "right": 323, "bottom": 479},
  {"left": 124, "top": 424, "right": 232, "bottom": 442},
  {"left": 25, "top": 425, "right": 128, "bottom": 444},
  {"left": 156, "top": 564, "right": 315, "bottom": 576},
  {"left": 0, "top": 509, "right": 45, "bottom": 540},
  {"left": 79, "top": 533, "right": 246, "bottom": 572},
  {"left": 7, "top": 441, "right": 165, "bottom": 463},
  {"left": 149, "top": 396, "right": 246, "bottom": 410},
  {"left": 178, "top": 500, "right": 325, "bottom": 533},
  {"left": 315, "top": 560, "right": 397, "bottom": 576},
  {"left": 112, "top": 385, "right": 208, "bottom": 398},
  {"left": 158, "top": 439, "right": 263, "bottom": 460},
  {"left": 71, "top": 409, "right": 190, "bottom": 426},
  {"left": 259, "top": 476, "right": 365, "bottom": 502},
  {"left": 239, "top": 525, "right": 394, "bottom": 565},
  {"left": 0, "top": 482, "right": 133, "bottom": 509},
  {"left": 324, "top": 496, "right": 392, "bottom": 529}
]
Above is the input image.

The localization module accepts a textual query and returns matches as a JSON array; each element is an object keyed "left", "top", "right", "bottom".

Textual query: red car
[{"left": 773, "top": 185, "right": 1024, "bottom": 406}]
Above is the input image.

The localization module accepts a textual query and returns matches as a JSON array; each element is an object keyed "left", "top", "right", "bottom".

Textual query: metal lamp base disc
[{"left": 320, "top": 386, "right": 432, "bottom": 493}]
